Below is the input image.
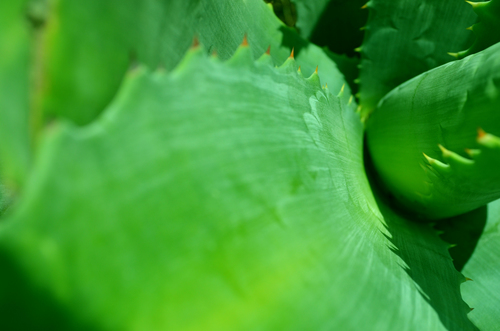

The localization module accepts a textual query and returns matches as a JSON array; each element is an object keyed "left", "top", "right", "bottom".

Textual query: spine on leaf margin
[
  {"left": 367, "top": 42, "right": 500, "bottom": 220},
  {"left": 450, "top": 0, "right": 500, "bottom": 59}
]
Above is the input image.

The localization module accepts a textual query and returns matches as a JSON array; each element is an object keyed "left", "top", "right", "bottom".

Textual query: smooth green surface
[
  {"left": 358, "top": 0, "right": 477, "bottom": 118},
  {"left": 0, "top": 0, "right": 31, "bottom": 189},
  {"left": 462, "top": 199, "right": 500, "bottom": 330},
  {"left": 37, "top": 0, "right": 348, "bottom": 125},
  {"left": 367, "top": 42, "right": 500, "bottom": 220},
  {"left": 0, "top": 46, "right": 475, "bottom": 330}
]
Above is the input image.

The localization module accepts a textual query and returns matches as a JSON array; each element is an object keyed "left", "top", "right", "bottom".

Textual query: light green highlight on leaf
[
  {"left": 461, "top": 198, "right": 500, "bottom": 330},
  {"left": 0, "top": 0, "right": 31, "bottom": 189},
  {"left": 0, "top": 45, "right": 476, "bottom": 330}
]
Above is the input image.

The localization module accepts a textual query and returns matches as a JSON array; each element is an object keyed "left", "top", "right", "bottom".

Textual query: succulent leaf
[
  {"left": 367, "top": 42, "right": 500, "bottom": 220},
  {"left": 0, "top": 43, "right": 476, "bottom": 330},
  {"left": 461, "top": 198, "right": 500, "bottom": 329},
  {"left": 0, "top": 0, "right": 32, "bottom": 189},
  {"left": 455, "top": 0, "right": 500, "bottom": 59},
  {"left": 33, "top": 0, "right": 349, "bottom": 126},
  {"left": 291, "top": 0, "right": 331, "bottom": 38},
  {"left": 358, "top": 0, "right": 477, "bottom": 120},
  {"left": 303, "top": 0, "right": 368, "bottom": 57}
]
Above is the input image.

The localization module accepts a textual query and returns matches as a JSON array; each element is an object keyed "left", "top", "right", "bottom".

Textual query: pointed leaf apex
[
  {"left": 242, "top": 34, "right": 249, "bottom": 47},
  {"left": 466, "top": 1, "right": 479, "bottom": 8},
  {"left": 354, "top": 47, "right": 362, "bottom": 53},
  {"left": 478, "top": 127, "right": 486, "bottom": 139},
  {"left": 438, "top": 144, "right": 451, "bottom": 156},
  {"left": 191, "top": 35, "right": 200, "bottom": 49},
  {"left": 466, "top": 25, "right": 474, "bottom": 31},
  {"left": 447, "top": 52, "right": 459, "bottom": 59},
  {"left": 423, "top": 153, "right": 434, "bottom": 164},
  {"left": 348, "top": 95, "right": 354, "bottom": 105}
]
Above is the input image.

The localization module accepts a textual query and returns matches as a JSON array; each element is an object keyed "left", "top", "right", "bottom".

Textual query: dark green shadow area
[
  {"left": 0, "top": 247, "right": 100, "bottom": 331},
  {"left": 309, "top": 0, "right": 368, "bottom": 57},
  {"left": 435, "top": 208, "right": 487, "bottom": 272},
  {"left": 364, "top": 142, "right": 479, "bottom": 331},
  {"left": 280, "top": 25, "right": 308, "bottom": 56}
]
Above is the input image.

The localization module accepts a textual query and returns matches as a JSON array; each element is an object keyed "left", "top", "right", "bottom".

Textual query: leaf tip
[
  {"left": 477, "top": 127, "right": 486, "bottom": 139},
  {"left": 191, "top": 35, "right": 200, "bottom": 49},
  {"left": 241, "top": 34, "right": 249, "bottom": 47}
]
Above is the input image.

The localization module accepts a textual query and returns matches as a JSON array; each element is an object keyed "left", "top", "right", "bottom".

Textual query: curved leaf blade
[
  {"left": 0, "top": 45, "right": 476, "bottom": 330},
  {"left": 358, "top": 0, "right": 476, "bottom": 118},
  {"left": 36, "top": 0, "right": 348, "bottom": 125},
  {"left": 367, "top": 42, "right": 500, "bottom": 220},
  {"left": 461, "top": 198, "right": 500, "bottom": 330}
]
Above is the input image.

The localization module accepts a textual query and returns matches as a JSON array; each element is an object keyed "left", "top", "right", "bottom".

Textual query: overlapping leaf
[
  {"left": 358, "top": 0, "right": 477, "bottom": 118},
  {"left": 367, "top": 42, "right": 500, "bottom": 220},
  {"left": 0, "top": 45, "right": 476, "bottom": 330},
  {"left": 461, "top": 199, "right": 500, "bottom": 330},
  {"left": 33, "top": 0, "right": 348, "bottom": 126}
]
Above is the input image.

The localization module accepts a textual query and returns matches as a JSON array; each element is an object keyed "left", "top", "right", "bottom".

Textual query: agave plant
[{"left": 1, "top": 0, "right": 500, "bottom": 330}]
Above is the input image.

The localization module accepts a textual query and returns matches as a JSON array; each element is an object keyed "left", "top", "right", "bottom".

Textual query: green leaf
[
  {"left": 308, "top": 0, "right": 368, "bottom": 57},
  {"left": 0, "top": 0, "right": 31, "bottom": 188},
  {"left": 358, "top": 0, "right": 477, "bottom": 118},
  {"left": 293, "top": 0, "right": 331, "bottom": 38},
  {"left": 0, "top": 44, "right": 475, "bottom": 330},
  {"left": 461, "top": 198, "right": 500, "bottom": 330},
  {"left": 36, "top": 0, "right": 348, "bottom": 125},
  {"left": 367, "top": 42, "right": 500, "bottom": 220},
  {"left": 453, "top": 0, "right": 500, "bottom": 59}
]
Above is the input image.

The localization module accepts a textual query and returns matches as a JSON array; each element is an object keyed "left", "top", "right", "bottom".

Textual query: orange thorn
[
  {"left": 242, "top": 34, "right": 249, "bottom": 47},
  {"left": 470, "top": 307, "right": 475, "bottom": 311},
  {"left": 478, "top": 127, "right": 486, "bottom": 139},
  {"left": 465, "top": 277, "right": 473, "bottom": 281},
  {"left": 289, "top": 47, "right": 295, "bottom": 59},
  {"left": 266, "top": 45, "right": 271, "bottom": 55},
  {"left": 361, "top": 3, "right": 368, "bottom": 9},
  {"left": 315, "top": 66, "right": 318, "bottom": 74},
  {"left": 298, "top": 66, "right": 301, "bottom": 73},
  {"left": 191, "top": 35, "right": 200, "bottom": 49}
]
